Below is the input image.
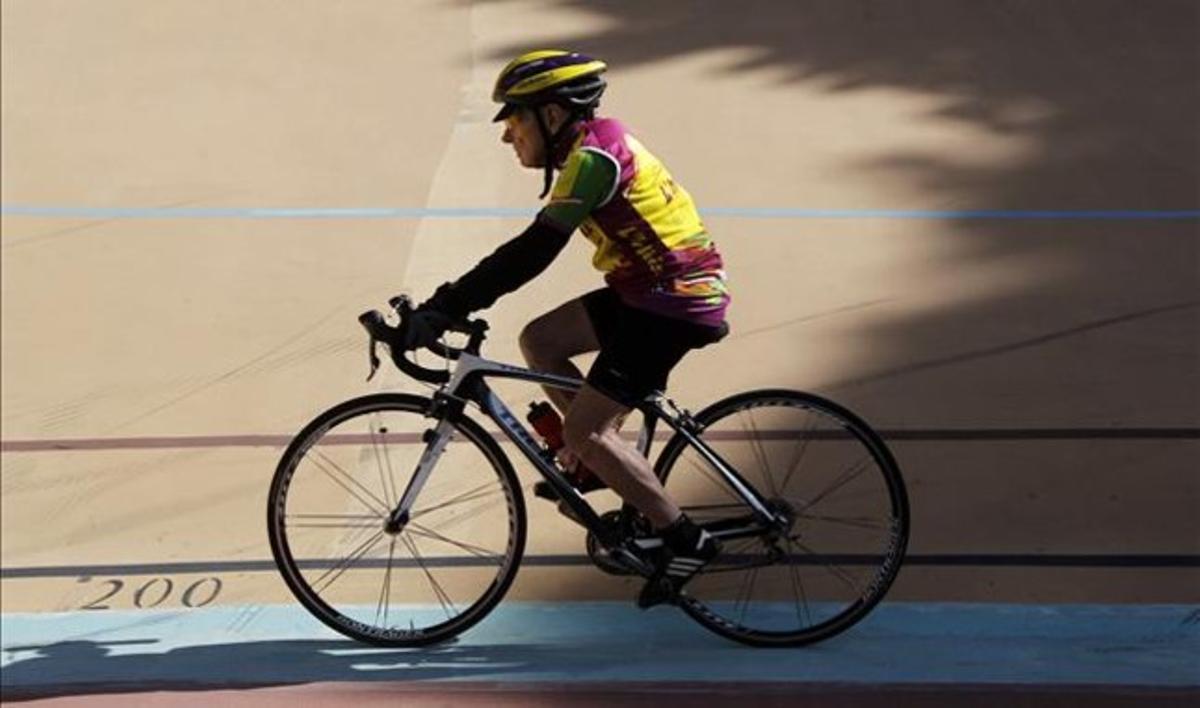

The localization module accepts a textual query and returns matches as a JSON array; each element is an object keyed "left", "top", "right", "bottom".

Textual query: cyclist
[{"left": 404, "top": 50, "right": 730, "bottom": 607}]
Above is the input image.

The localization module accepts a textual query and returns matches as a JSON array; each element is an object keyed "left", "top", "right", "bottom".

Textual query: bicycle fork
[{"left": 384, "top": 417, "right": 455, "bottom": 534}]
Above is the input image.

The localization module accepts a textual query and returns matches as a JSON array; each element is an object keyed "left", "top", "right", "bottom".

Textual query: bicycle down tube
[{"left": 388, "top": 352, "right": 614, "bottom": 544}]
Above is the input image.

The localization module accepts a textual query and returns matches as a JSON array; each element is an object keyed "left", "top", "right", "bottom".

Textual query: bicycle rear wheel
[
  {"left": 654, "top": 389, "right": 908, "bottom": 647},
  {"left": 267, "top": 393, "right": 526, "bottom": 647}
]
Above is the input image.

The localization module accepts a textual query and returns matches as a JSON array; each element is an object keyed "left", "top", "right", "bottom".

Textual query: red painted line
[
  {"left": 0, "top": 431, "right": 658, "bottom": 452},
  {"left": 0, "top": 433, "right": 422, "bottom": 452}
]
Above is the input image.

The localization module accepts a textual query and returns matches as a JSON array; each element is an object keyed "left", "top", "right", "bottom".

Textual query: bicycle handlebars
[{"left": 358, "top": 294, "right": 488, "bottom": 385}]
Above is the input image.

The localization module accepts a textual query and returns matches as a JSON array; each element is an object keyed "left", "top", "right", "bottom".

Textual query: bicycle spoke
[
  {"left": 400, "top": 534, "right": 458, "bottom": 620},
  {"left": 684, "top": 454, "right": 744, "bottom": 506},
  {"left": 414, "top": 496, "right": 508, "bottom": 536},
  {"left": 311, "top": 528, "right": 386, "bottom": 594},
  {"left": 800, "top": 457, "right": 871, "bottom": 512},
  {"left": 289, "top": 513, "right": 381, "bottom": 519},
  {"left": 289, "top": 521, "right": 382, "bottom": 529},
  {"left": 783, "top": 537, "right": 813, "bottom": 628},
  {"left": 409, "top": 480, "right": 504, "bottom": 522},
  {"left": 795, "top": 511, "right": 887, "bottom": 532},
  {"left": 369, "top": 417, "right": 398, "bottom": 507},
  {"left": 309, "top": 448, "right": 390, "bottom": 517},
  {"left": 740, "top": 411, "right": 776, "bottom": 497},
  {"left": 734, "top": 564, "right": 760, "bottom": 625},
  {"left": 780, "top": 411, "right": 821, "bottom": 492},
  {"left": 406, "top": 522, "right": 505, "bottom": 566},
  {"left": 375, "top": 537, "right": 397, "bottom": 627},
  {"left": 287, "top": 512, "right": 382, "bottom": 530},
  {"left": 790, "top": 538, "right": 866, "bottom": 597}
]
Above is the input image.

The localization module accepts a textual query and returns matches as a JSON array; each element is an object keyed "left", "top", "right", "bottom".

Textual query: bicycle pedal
[
  {"left": 555, "top": 500, "right": 584, "bottom": 525},
  {"left": 533, "top": 481, "right": 560, "bottom": 502},
  {"left": 533, "top": 477, "right": 605, "bottom": 502},
  {"left": 636, "top": 576, "right": 679, "bottom": 610},
  {"left": 613, "top": 545, "right": 657, "bottom": 577}
]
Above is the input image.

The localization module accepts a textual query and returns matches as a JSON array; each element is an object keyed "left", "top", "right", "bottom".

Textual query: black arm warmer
[{"left": 424, "top": 218, "right": 571, "bottom": 319}]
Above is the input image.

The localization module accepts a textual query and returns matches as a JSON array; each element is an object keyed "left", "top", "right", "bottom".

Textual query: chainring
[{"left": 585, "top": 509, "right": 652, "bottom": 576}]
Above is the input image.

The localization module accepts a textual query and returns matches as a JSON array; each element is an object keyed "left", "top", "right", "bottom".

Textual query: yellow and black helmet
[{"left": 492, "top": 50, "right": 607, "bottom": 122}]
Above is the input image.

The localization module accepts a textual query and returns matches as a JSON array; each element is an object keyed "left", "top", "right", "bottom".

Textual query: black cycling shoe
[{"left": 636, "top": 515, "right": 721, "bottom": 609}]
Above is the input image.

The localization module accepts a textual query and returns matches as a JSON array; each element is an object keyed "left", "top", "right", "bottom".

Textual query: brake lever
[
  {"left": 366, "top": 335, "right": 381, "bottom": 382},
  {"left": 359, "top": 310, "right": 390, "bottom": 382},
  {"left": 388, "top": 294, "right": 413, "bottom": 315}
]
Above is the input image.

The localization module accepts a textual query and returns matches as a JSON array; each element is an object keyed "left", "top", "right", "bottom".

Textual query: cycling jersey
[{"left": 539, "top": 118, "right": 730, "bottom": 327}]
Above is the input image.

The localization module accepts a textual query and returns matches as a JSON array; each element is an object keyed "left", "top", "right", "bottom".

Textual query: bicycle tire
[{"left": 268, "top": 393, "right": 526, "bottom": 647}]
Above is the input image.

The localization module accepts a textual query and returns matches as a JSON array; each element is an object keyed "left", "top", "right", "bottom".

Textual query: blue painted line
[
  {"left": 0, "top": 205, "right": 535, "bottom": 220},
  {"left": 703, "top": 208, "right": 1200, "bottom": 220},
  {"left": 2, "top": 603, "right": 1197, "bottom": 690},
  {"left": 3, "top": 204, "right": 1198, "bottom": 221}
]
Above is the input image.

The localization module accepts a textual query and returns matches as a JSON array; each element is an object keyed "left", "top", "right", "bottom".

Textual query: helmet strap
[
  {"left": 533, "top": 108, "right": 555, "bottom": 198},
  {"left": 533, "top": 104, "right": 585, "bottom": 199}
]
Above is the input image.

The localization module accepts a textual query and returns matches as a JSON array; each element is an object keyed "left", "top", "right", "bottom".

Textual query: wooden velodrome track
[{"left": 2, "top": 1, "right": 1197, "bottom": 704}]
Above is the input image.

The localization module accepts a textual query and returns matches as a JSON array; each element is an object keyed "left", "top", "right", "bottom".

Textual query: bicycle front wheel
[
  {"left": 268, "top": 393, "right": 526, "bottom": 647},
  {"left": 654, "top": 389, "right": 908, "bottom": 647}
]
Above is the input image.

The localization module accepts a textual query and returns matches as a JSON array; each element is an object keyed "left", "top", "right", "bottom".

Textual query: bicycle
[{"left": 267, "top": 296, "right": 909, "bottom": 648}]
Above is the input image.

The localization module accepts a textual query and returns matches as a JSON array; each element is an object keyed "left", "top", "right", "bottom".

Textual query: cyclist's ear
[{"left": 541, "top": 104, "right": 570, "bottom": 133}]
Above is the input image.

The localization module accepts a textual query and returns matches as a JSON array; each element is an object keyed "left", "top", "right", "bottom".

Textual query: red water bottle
[
  {"left": 527, "top": 401, "right": 565, "bottom": 452},
  {"left": 527, "top": 402, "right": 596, "bottom": 484},
  {"left": 527, "top": 401, "right": 605, "bottom": 498}
]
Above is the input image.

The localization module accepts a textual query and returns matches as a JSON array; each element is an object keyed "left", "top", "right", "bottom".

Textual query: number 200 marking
[{"left": 81, "top": 577, "right": 223, "bottom": 610}]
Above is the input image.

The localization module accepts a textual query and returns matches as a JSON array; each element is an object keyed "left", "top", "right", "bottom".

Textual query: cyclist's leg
[
  {"left": 564, "top": 383, "right": 721, "bottom": 606},
  {"left": 563, "top": 296, "right": 725, "bottom": 600},
  {"left": 518, "top": 297, "right": 599, "bottom": 414},
  {"left": 561, "top": 384, "right": 681, "bottom": 529},
  {"left": 559, "top": 290, "right": 718, "bottom": 525}
]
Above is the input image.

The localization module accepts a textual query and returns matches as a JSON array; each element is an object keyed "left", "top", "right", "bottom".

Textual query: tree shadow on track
[
  {"left": 448, "top": 0, "right": 1200, "bottom": 605},
  {"left": 461, "top": 0, "right": 1198, "bottom": 415}
]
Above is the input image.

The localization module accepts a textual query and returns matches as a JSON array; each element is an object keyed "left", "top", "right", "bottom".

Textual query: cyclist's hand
[{"left": 403, "top": 307, "right": 455, "bottom": 350}]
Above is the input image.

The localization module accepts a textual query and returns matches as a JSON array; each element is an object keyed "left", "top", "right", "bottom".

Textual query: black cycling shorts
[{"left": 580, "top": 287, "right": 728, "bottom": 407}]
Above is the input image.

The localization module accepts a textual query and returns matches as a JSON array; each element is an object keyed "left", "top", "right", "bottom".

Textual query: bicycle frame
[{"left": 390, "top": 350, "right": 783, "bottom": 560}]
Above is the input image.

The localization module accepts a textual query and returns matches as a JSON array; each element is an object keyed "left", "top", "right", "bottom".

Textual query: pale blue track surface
[{"left": 2, "top": 603, "right": 1197, "bottom": 692}]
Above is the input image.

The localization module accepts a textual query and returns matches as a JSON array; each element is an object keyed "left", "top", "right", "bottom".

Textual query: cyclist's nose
[{"left": 501, "top": 126, "right": 514, "bottom": 144}]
